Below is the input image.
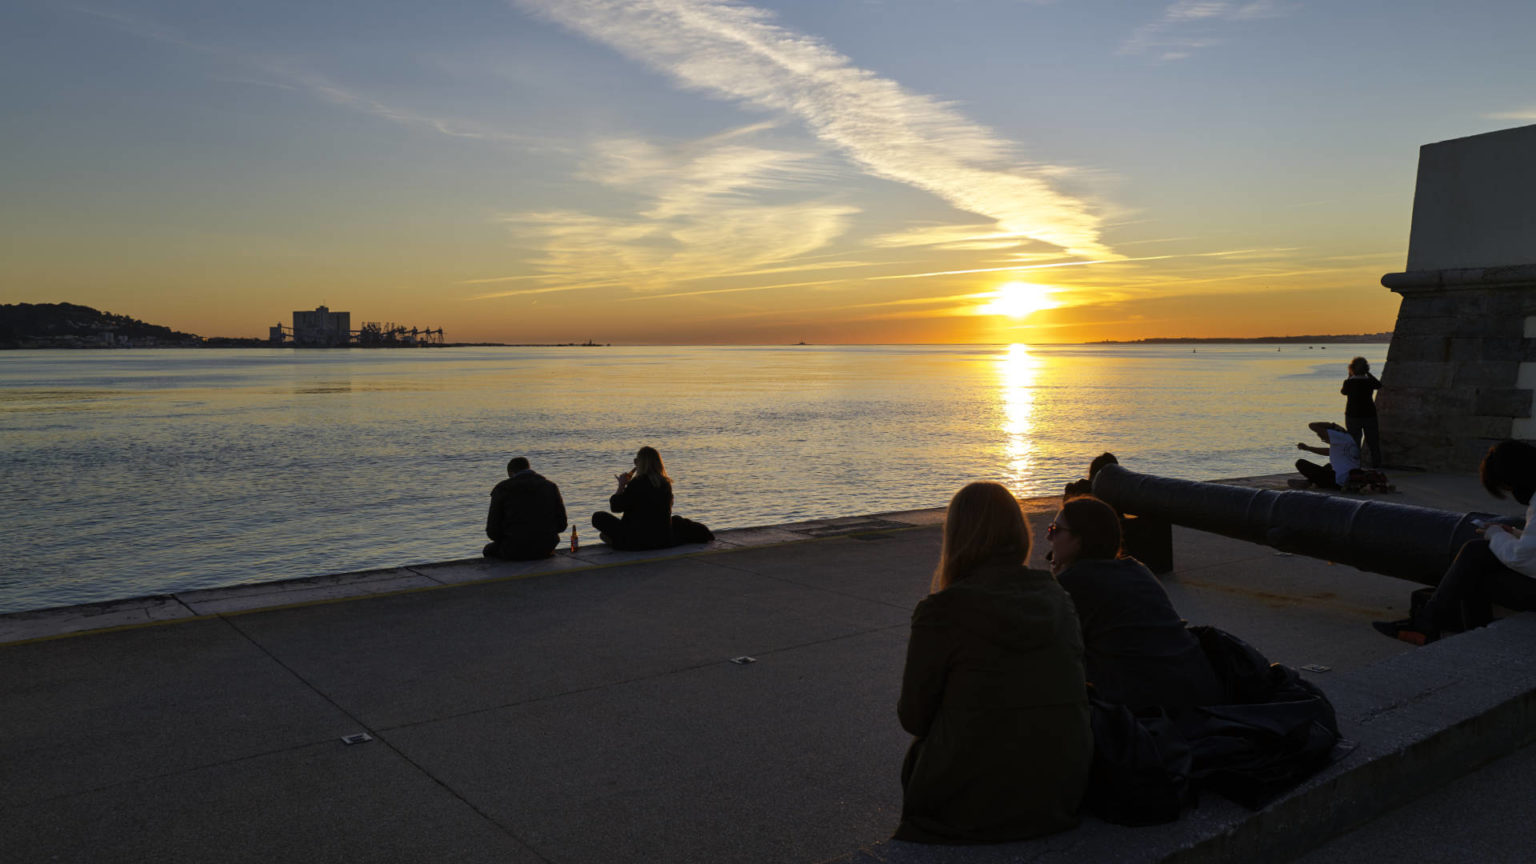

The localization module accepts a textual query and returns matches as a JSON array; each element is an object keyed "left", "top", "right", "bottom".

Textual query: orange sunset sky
[{"left": 5, "top": 1, "right": 1535, "bottom": 344}]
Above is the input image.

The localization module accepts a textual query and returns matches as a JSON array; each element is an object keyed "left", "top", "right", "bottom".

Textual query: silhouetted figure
[
  {"left": 483, "top": 457, "right": 567, "bottom": 560},
  {"left": 1342, "top": 356, "right": 1382, "bottom": 468},
  {"left": 1063, "top": 451, "right": 1118, "bottom": 500},
  {"left": 1047, "top": 496, "right": 1223, "bottom": 709},
  {"left": 592, "top": 446, "right": 676, "bottom": 550},
  {"left": 1294, "top": 421, "right": 1359, "bottom": 489},
  {"left": 895, "top": 482, "right": 1091, "bottom": 844},
  {"left": 1376, "top": 440, "right": 1536, "bottom": 644}
]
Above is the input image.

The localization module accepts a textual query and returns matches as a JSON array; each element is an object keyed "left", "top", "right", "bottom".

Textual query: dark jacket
[
  {"left": 607, "top": 475, "right": 674, "bottom": 548},
  {"left": 895, "top": 553, "right": 1092, "bottom": 844},
  {"left": 486, "top": 470, "right": 567, "bottom": 547},
  {"left": 1341, "top": 374, "right": 1380, "bottom": 417},
  {"left": 1056, "top": 557, "right": 1223, "bottom": 709}
]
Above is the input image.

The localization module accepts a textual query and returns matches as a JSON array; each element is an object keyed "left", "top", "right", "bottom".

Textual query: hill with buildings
[{"left": 0, "top": 303, "right": 202, "bottom": 349}]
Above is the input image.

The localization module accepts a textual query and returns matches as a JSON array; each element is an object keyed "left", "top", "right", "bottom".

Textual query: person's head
[
  {"left": 1088, "top": 452, "right": 1119, "bottom": 480},
  {"left": 1349, "top": 356, "right": 1370, "bottom": 376},
  {"left": 1048, "top": 495, "right": 1122, "bottom": 574},
  {"left": 932, "top": 482, "right": 1030, "bottom": 593},
  {"left": 506, "top": 456, "right": 531, "bottom": 476},
  {"left": 1480, "top": 440, "right": 1536, "bottom": 505},
  {"left": 1309, "top": 421, "right": 1346, "bottom": 443},
  {"left": 633, "top": 446, "right": 670, "bottom": 487}
]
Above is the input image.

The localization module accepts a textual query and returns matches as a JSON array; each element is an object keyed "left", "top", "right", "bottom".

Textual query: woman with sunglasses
[
  {"left": 1047, "top": 495, "right": 1222, "bottom": 709},
  {"left": 895, "top": 482, "right": 1091, "bottom": 844}
]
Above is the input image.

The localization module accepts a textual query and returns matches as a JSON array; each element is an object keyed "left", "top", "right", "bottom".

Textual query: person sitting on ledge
[
  {"left": 592, "top": 446, "right": 676, "bottom": 550},
  {"left": 895, "top": 482, "right": 1091, "bottom": 844},
  {"left": 1047, "top": 495, "right": 1224, "bottom": 709},
  {"left": 1294, "top": 421, "right": 1360, "bottom": 490},
  {"left": 484, "top": 456, "right": 567, "bottom": 560},
  {"left": 1375, "top": 440, "right": 1536, "bottom": 645}
]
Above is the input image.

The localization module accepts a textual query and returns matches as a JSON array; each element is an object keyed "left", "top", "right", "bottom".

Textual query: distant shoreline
[{"left": 1088, "top": 332, "right": 1392, "bottom": 345}]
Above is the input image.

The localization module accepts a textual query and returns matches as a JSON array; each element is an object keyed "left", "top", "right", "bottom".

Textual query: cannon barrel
[{"left": 1091, "top": 464, "right": 1486, "bottom": 586}]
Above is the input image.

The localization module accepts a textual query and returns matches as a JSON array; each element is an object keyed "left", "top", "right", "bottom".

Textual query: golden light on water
[
  {"left": 996, "top": 343, "right": 1040, "bottom": 492},
  {"left": 978, "top": 281, "right": 1059, "bottom": 319}
]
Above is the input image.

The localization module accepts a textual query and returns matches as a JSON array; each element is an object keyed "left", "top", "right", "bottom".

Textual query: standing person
[
  {"left": 1375, "top": 440, "right": 1536, "bottom": 644},
  {"left": 1047, "top": 495, "right": 1223, "bottom": 709},
  {"left": 483, "top": 456, "right": 567, "bottom": 560},
  {"left": 1342, "top": 356, "right": 1383, "bottom": 467},
  {"left": 592, "top": 445, "right": 675, "bottom": 550},
  {"left": 1294, "top": 421, "right": 1361, "bottom": 490},
  {"left": 895, "top": 482, "right": 1091, "bottom": 844}
]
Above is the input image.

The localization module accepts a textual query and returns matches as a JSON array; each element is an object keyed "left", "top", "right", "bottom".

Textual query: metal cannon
[{"left": 1091, "top": 464, "right": 1489, "bottom": 586}]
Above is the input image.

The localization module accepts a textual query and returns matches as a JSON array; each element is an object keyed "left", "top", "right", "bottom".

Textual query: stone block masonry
[{"left": 1377, "top": 123, "right": 1536, "bottom": 470}]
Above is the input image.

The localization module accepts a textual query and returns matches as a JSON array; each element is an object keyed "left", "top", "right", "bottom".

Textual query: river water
[{"left": 0, "top": 342, "right": 1385, "bottom": 612}]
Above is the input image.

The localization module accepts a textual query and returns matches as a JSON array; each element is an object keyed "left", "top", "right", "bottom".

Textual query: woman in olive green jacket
[{"left": 896, "top": 482, "right": 1092, "bottom": 844}]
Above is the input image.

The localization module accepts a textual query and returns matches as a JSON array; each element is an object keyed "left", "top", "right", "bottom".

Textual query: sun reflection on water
[{"left": 996, "top": 343, "right": 1040, "bottom": 493}]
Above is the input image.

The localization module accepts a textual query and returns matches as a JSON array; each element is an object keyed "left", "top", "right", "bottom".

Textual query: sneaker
[{"left": 1372, "top": 619, "right": 1437, "bottom": 645}]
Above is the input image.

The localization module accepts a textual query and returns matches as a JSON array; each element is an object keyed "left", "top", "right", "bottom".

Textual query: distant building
[{"left": 291, "top": 306, "right": 352, "bottom": 347}]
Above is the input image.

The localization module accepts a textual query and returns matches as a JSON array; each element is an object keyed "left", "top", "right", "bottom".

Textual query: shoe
[{"left": 1372, "top": 619, "right": 1438, "bottom": 645}]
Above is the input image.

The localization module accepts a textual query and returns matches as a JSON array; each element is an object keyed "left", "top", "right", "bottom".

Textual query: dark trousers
[
  {"left": 592, "top": 511, "right": 674, "bottom": 550},
  {"left": 1419, "top": 538, "right": 1536, "bottom": 631},
  {"left": 1295, "top": 459, "right": 1339, "bottom": 489},
  {"left": 1346, "top": 414, "right": 1381, "bottom": 468},
  {"left": 483, "top": 534, "right": 558, "bottom": 561}
]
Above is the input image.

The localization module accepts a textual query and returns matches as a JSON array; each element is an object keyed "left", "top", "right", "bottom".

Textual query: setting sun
[{"left": 979, "top": 282, "right": 1059, "bottom": 319}]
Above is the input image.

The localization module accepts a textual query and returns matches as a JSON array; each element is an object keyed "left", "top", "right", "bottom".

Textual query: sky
[{"left": 3, "top": 1, "right": 1534, "bottom": 345}]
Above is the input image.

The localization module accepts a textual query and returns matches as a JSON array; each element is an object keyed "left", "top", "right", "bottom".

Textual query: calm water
[{"left": 0, "top": 343, "right": 1385, "bottom": 613}]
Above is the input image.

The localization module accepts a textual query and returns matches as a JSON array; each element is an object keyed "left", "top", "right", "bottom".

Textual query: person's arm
[
  {"left": 897, "top": 598, "right": 952, "bottom": 737},
  {"left": 486, "top": 490, "right": 503, "bottom": 541},
  {"left": 1297, "top": 442, "right": 1330, "bottom": 456},
  {"left": 1487, "top": 501, "right": 1536, "bottom": 577},
  {"left": 549, "top": 484, "right": 568, "bottom": 535},
  {"left": 1369, "top": 373, "right": 1382, "bottom": 391}
]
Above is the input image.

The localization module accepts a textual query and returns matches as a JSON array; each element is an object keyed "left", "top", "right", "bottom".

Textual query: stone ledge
[{"left": 1383, "top": 263, "right": 1536, "bottom": 291}]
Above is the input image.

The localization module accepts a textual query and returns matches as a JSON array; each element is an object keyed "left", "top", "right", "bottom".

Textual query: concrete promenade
[{"left": 4, "top": 473, "right": 1535, "bottom": 863}]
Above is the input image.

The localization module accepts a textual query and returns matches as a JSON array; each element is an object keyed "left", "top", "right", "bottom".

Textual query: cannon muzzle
[{"left": 1091, "top": 464, "right": 1485, "bottom": 586}]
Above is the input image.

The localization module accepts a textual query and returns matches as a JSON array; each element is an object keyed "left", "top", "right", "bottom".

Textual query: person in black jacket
[
  {"left": 592, "top": 446, "right": 676, "bottom": 550},
  {"left": 484, "top": 456, "right": 567, "bottom": 560},
  {"left": 1048, "top": 495, "right": 1223, "bottom": 708}
]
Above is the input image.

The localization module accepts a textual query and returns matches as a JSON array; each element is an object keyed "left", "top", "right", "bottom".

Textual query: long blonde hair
[
  {"left": 634, "top": 446, "right": 671, "bottom": 488},
  {"left": 932, "top": 482, "right": 1031, "bottom": 593}
]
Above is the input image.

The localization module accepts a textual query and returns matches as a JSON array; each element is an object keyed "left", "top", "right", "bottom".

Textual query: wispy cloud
[
  {"left": 1120, "top": 0, "right": 1288, "bottom": 61},
  {"left": 1488, "top": 108, "right": 1536, "bottom": 121},
  {"left": 510, "top": 0, "right": 1112, "bottom": 259},
  {"left": 472, "top": 129, "right": 860, "bottom": 299},
  {"left": 870, "top": 246, "right": 1288, "bottom": 281}
]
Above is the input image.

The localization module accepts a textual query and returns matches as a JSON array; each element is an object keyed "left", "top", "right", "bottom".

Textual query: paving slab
[
  {"left": 0, "top": 594, "right": 198, "bottom": 643},
  {"left": 0, "top": 618, "right": 356, "bottom": 805},
  {"left": 176, "top": 566, "right": 437, "bottom": 615},
  {"left": 8, "top": 739, "right": 545, "bottom": 864},
  {"left": 387, "top": 628, "right": 912, "bottom": 864},
  {"left": 224, "top": 551, "right": 912, "bottom": 731}
]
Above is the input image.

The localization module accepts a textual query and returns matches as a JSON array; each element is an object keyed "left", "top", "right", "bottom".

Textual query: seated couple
[{"left": 896, "top": 484, "right": 1335, "bottom": 843}]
